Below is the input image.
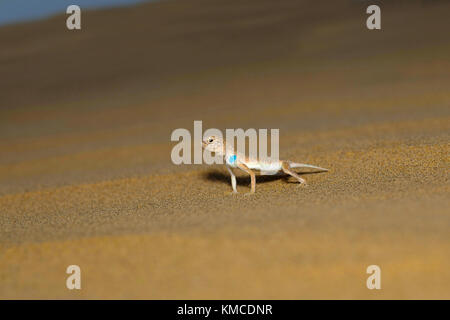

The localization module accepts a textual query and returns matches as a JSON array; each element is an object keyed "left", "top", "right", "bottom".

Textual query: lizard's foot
[{"left": 224, "top": 190, "right": 238, "bottom": 195}]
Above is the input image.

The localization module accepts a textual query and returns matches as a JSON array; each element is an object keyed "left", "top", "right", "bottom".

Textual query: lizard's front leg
[{"left": 226, "top": 165, "right": 238, "bottom": 193}]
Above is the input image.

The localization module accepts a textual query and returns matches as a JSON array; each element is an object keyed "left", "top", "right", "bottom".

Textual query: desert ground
[{"left": 0, "top": 0, "right": 449, "bottom": 299}]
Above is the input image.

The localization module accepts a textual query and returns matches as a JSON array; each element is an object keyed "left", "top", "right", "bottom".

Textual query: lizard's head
[{"left": 202, "top": 135, "right": 224, "bottom": 154}]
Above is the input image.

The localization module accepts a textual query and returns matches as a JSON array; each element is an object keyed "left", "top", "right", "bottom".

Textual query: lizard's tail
[{"left": 289, "top": 162, "right": 329, "bottom": 172}]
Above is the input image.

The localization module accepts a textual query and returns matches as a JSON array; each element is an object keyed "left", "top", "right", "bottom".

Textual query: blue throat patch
[{"left": 228, "top": 155, "right": 237, "bottom": 164}]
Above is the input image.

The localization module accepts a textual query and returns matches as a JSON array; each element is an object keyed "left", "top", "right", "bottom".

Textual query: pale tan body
[{"left": 203, "top": 136, "right": 328, "bottom": 194}]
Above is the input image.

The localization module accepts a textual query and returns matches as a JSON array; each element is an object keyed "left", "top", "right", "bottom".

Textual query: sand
[{"left": 0, "top": 0, "right": 449, "bottom": 299}]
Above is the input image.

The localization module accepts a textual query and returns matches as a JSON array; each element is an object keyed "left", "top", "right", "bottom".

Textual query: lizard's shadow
[{"left": 202, "top": 169, "right": 319, "bottom": 185}]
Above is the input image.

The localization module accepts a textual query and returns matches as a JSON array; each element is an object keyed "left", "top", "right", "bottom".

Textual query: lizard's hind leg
[
  {"left": 237, "top": 163, "right": 256, "bottom": 194},
  {"left": 281, "top": 161, "right": 307, "bottom": 185}
]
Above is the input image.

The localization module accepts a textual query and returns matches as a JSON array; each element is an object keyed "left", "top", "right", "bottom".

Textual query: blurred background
[
  {"left": 0, "top": 0, "right": 153, "bottom": 26},
  {"left": 0, "top": 0, "right": 449, "bottom": 299}
]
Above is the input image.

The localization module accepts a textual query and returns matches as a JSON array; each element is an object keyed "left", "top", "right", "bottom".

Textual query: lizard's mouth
[{"left": 202, "top": 141, "right": 207, "bottom": 149}]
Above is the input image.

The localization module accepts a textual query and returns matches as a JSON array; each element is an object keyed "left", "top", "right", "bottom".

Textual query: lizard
[{"left": 202, "top": 135, "right": 328, "bottom": 194}]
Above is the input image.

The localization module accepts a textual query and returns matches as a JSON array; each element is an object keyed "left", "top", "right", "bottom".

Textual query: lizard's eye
[{"left": 208, "top": 138, "right": 213, "bottom": 143}]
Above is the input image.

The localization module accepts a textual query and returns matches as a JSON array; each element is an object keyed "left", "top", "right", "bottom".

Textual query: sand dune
[{"left": 0, "top": 0, "right": 449, "bottom": 298}]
